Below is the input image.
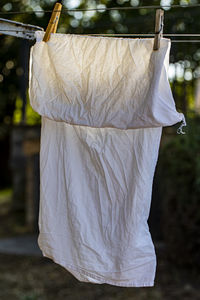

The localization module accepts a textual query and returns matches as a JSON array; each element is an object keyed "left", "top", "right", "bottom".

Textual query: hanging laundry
[{"left": 29, "top": 31, "right": 186, "bottom": 287}]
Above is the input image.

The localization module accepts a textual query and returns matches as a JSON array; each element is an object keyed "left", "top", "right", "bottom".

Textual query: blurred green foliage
[
  {"left": 158, "top": 112, "right": 200, "bottom": 268},
  {"left": 13, "top": 96, "right": 41, "bottom": 125}
]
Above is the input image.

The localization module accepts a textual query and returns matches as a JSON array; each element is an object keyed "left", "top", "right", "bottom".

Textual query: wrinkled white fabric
[
  {"left": 29, "top": 31, "right": 185, "bottom": 287},
  {"left": 30, "top": 31, "right": 185, "bottom": 130}
]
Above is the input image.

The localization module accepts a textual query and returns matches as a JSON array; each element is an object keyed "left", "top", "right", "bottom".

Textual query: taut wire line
[
  {"left": 1, "top": 30, "right": 200, "bottom": 40},
  {"left": 1, "top": 4, "right": 200, "bottom": 15}
]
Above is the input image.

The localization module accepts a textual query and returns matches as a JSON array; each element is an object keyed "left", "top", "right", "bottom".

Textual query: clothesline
[
  {"left": 1, "top": 30, "right": 200, "bottom": 42},
  {"left": 83, "top": 34, "right": 200, "bottom": 37},
  {"left": 0, "top": 4, "right": 200, "bottom": 14},
  {"left": 1, "top": 4, "right": 199, "bottom": 44},
  {"left": 2, "top": 30, "right": 200, "bottom": 37},
  {"left": 170, "top": 40, "right": 200, "bottom": 43},
  {"left": 85, "top": 33, "right": 200, "bottom": 42}
]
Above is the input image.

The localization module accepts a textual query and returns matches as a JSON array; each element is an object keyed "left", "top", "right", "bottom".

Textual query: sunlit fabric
[{"left": 29, "top": 31, "right": 185, "bottom": 287}]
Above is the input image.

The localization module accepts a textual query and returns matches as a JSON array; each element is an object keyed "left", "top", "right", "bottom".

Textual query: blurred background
[{"left": 0, "top": 0, "right": 200, "bottom": 299}]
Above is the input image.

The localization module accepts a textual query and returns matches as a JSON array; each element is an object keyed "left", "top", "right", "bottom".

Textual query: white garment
[{"left": 29, "top": 31, "right": 185, "bottom": 287}]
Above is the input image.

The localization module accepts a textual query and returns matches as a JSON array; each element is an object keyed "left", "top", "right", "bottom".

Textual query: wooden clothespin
[
  {"left": 43, "top": 2, "right": 62, "bottom": 42},
  {"left": 153, "top": 9, "right": 164, "bottom": 51}
]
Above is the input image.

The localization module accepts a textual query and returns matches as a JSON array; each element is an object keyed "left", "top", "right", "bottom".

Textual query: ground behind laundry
[{"left": 0, "top": 193, "right": 199, "bottom": 300}]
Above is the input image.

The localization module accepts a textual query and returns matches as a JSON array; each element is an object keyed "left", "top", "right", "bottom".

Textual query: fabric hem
[{"left": 38, "top": 244, "right": 155, "bottom": 288}]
